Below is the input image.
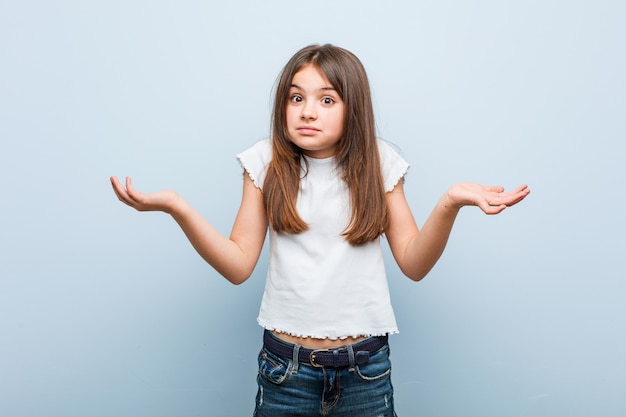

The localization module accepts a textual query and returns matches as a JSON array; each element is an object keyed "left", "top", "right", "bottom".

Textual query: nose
[{"left": 300, "top": 102, "right": 317, "bottom": 120}]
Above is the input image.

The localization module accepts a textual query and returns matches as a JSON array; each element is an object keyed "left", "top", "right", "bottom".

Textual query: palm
[
  {"left": 447, "top": 183, "right": 530, "bottom": 214},
  {"left": 110, "top": 176, "right": 178, "bottom": 213}
]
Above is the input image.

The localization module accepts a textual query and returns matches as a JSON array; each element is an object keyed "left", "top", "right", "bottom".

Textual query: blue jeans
[{"left": 253, "top": 336, "right": 397, "bottom": 417}]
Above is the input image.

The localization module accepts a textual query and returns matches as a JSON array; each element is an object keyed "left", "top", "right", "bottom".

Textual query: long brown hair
[{"left": 263, "top": 44, "right": 388, "bottom": 245}]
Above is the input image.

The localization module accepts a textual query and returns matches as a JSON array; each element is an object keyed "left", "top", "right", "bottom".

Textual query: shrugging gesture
[{"left": 110, "top": 43, "right": 531, "bottom": 417}]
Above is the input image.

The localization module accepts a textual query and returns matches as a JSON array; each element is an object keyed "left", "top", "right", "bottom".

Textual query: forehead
[{"left": 290, "top": 64, "right": 334, "bottom": 89}]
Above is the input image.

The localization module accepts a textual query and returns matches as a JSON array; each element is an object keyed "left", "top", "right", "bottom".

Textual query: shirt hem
[{"left": 258, "top": 319, "right": 399, "bottom": 340}]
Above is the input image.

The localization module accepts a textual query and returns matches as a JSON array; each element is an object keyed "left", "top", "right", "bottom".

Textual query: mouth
[{"left": 296, "top": 126, "right": 320, "bottom": 135}]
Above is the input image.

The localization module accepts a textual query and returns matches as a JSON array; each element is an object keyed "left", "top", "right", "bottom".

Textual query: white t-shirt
[{"left": 237, "top": 139, "right": 409, "bottom": 340}]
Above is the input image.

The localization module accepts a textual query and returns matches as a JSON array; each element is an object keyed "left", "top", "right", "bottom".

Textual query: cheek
[
  {"left": 333, "top": 107, "right": 346, "bottom": 132},
  {"left": 333, "top": 114, "right": 346, "bottom": 133},
  {"left": 285, "top": 107, "right": 298, "bottom": 127}
]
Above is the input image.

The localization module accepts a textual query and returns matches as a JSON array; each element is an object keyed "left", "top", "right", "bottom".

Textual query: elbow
[
  {"left": 209, "top": 256, "right": 256, "bottom": 285},
  {"left": 405, "top": 271, "right": 426, "bottom": 282},
  {"left": 400, "top": 265, "right": 431, "bottom": 282},
  {"left": 228, "top": 275, "right": 250, "bottom": 286},
  {"left": 222, "top": 266, "right": 254, "bottom": 286},
  {"left": 408, "top": 275, "right": 425, "bottom": 282}
]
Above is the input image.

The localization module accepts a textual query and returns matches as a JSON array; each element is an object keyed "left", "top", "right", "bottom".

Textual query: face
[{"left": 286, "top": 64, "right": 345, "bottom": 159}]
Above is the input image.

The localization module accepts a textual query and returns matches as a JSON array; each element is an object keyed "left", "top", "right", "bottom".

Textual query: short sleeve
[
  {"left": 378, "top": 140, "right": 410, "bottom": 192},
  {"left": 236, "top": 139, "right": 272, "bottom": 189}
]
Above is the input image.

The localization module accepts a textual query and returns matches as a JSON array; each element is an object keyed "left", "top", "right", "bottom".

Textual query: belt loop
[
  {"left": 332, "top": 349, "right": 340, "bottom": 368},
  {"left": 346, "top": 344, "right": 355, "bottom": 371},
  {"left": 291, "top": 343, "right": 301, "bottom": 374}
]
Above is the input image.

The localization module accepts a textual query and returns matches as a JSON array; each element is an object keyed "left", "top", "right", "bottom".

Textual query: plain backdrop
[{"left": 1, "top": 1, "right": 624, "bottom": 416}]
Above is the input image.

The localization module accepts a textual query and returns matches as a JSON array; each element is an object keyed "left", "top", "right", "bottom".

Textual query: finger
[
  {"left": 493, "top": 185, "right": 529, "bottom": 197},
  {"left": 110, "top": 176, "right": 124, "bottom": 192},
  {"left": 506, "top": 193, "right": 529, "bottom": 207},
  {"left": 514, "top": 184, "right": 530, "bottom": 193},
  {"left": 110, "top": 176, "right": 127, "bottom": 198},
  {"left": 506, "top": 184, "right": 530, "bottom": 196},
  {"left": 125, "top": 176, "right": 134, "bottom": 194},
  {"left": 125, "top": 176, "right": 144, "bottom": 205},
  {"left": 505, "top": 187, "right": 531, "bottom": 206},
  {"left": 110, "top": 177, "right": 135, "bottom": 206},
  {"left": 482, "top": 203, "right": 507, "bottom": 215}
]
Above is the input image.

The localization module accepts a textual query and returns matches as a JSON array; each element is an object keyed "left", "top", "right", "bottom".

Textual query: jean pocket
[
  {"left": 258, "top": 348, "right": 292, "bottom": 385},
  {"left": 354, "top": 345, "right": 392, "bottom": 382}
]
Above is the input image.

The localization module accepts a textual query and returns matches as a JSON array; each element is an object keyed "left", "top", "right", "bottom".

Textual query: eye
[
  {"left": 290, "top": 94, "right": 303, "bottom": 103},
  {"left": 321, "top": 97, "right": 335, "bottom": 105}
]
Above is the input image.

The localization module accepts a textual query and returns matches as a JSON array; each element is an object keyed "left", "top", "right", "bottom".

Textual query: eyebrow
[{"left": 290, "top": 83, "right": 337, "bottom": 92}]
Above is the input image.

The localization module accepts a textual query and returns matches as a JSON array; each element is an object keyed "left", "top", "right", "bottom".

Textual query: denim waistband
[{"left": 263, "top": 330, "right": 388, "bottom": 368}]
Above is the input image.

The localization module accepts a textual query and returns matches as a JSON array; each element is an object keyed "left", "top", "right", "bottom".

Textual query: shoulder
[
  {"left": 238, "top": 139, "right": 271, "bottom": 161},
  {"left": 377, "top": 139, "right": 410, "bottom": 192},
  {"left": 236, "top": 139, "right": 272, "bottom": 189}
]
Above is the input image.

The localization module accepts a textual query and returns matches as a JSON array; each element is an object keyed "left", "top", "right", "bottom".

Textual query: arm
[
  {"left": 110, "top": 173, "right": 268, "bottom": 285},
  {"left": 385, "top": 181, "right": 530, "bottom": 281}
]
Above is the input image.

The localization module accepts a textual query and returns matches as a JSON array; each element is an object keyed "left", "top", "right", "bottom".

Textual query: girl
[{"left": 111, "top": 44, "right": 530, "bottom": 417}]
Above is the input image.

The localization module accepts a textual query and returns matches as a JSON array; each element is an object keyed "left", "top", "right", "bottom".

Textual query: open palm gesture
[
  {"left": 110, "top": 176, "right": 180, "bottom": 213},
  {"left": 446, "top": 183, "right": 530, "bottom": 214}
]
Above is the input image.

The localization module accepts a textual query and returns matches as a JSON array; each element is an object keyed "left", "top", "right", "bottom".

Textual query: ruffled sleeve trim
[
  {"left": 378, "top": 140, "right": 410, "bottom": 192},
  {"left": 236, "top": 139, "right": 272, "bottom": 190},
  {"left": 237, "top": 139, "right": 408, "bottom": 192}
]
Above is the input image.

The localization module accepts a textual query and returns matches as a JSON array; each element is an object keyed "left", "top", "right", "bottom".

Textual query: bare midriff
[{"left": 272, "top": 331, "right": 368, "bottom": 349}]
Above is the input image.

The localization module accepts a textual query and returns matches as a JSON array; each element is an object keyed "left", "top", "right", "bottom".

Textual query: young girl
[{"left": 111, "top": 44, "right": 529, "bottom": 417}]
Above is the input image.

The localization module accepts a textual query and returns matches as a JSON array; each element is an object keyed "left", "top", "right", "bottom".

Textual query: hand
[
  {"left": 444, "top": 183, "right": 530, "bottom": 215},
  {"left": 110, "top": 176, "right": 180, "bottom": 213}
]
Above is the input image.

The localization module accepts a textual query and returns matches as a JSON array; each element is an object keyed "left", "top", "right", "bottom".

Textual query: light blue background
[{"left": 1, "top": 1, "right": 624, "bottom": 416}]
